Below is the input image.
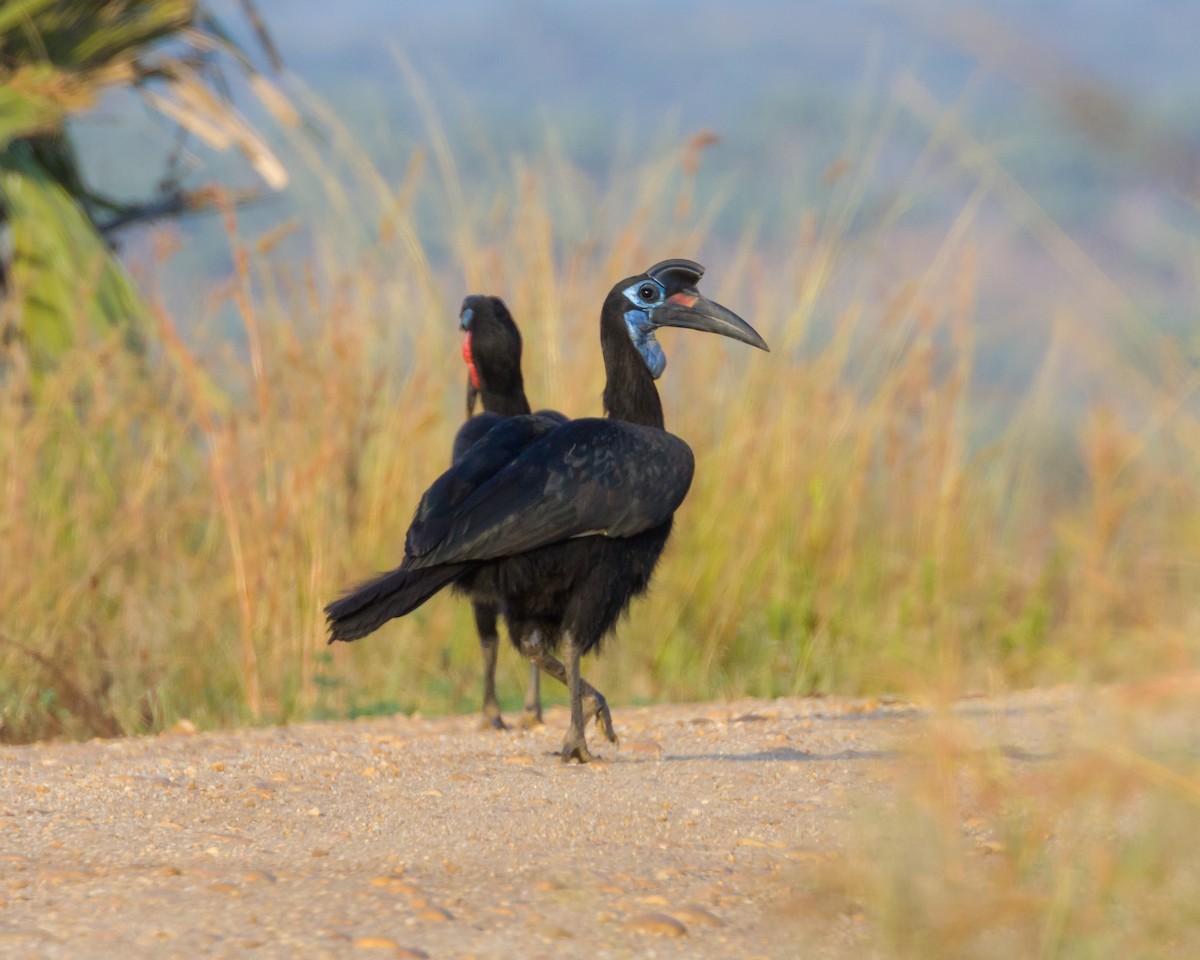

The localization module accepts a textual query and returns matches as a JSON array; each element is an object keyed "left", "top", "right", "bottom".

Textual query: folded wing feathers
[{"left": 407, "top": 419, "right": 695, "bottom": 568}]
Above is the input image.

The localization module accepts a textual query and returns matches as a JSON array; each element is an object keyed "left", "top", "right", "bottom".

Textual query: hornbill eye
[{"left": 637, "top": 283, "right": 659, "bottom": 303}]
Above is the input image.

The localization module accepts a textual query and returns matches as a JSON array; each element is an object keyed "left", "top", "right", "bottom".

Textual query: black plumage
[
  {"left": 453, "top": 295, "right": 566, "bottom": 730},
  {"left": 327, "top": 259, "right": 768, "bottom": 761}
]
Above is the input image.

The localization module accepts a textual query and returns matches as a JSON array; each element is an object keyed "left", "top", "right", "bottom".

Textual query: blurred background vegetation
[
  {"left": 1, "top": 0, "right": 1197, "bottom": 740},
  {"left": 0, "top": 0, "right": 291, "bottom": 372},
  {"left": 3, "top": 4, "right": 1199, "bottom": 956}
]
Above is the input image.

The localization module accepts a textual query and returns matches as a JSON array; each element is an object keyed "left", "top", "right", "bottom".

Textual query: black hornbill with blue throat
[
  {"left": 326, "top": 259, "right": 768, "bottom": 762},
  {"left": 454, "top": 294, "right": 565, "bottom": 730}
]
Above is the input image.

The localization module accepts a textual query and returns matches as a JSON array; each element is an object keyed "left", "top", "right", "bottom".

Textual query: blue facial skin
[
  {"left": 460, "top": 307, "right": 474, "bottom": 329},
  {"left": 621, "top": 279, "right": 668, "bottom": 379},
  {"left": 624, "top": 309, "right": 667, "bottom": 379}
]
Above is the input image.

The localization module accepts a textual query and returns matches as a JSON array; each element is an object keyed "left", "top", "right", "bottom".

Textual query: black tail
[{"left": 325, "top": 561, "right": 470, "bottom": 643}]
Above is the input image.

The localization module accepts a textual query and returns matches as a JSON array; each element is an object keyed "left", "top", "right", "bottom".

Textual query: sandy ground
[{"left": 0, "top": 691, "right": 1079, "bottom": 959}]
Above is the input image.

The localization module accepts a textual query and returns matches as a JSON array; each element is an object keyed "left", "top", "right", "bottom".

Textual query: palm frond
[{"left": 0, "top": 0, "right": 290, "bottom": 370}]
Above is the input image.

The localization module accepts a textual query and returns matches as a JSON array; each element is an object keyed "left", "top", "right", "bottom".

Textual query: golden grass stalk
[
  {"left": 803, "top": 681, "right": 1200, "bottom": 958},
  {"left": 1, "top": 79, "right": 1198, "bottom": 742}
]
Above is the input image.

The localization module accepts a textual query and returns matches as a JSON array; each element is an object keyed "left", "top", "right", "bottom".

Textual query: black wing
[
  {"left": 407, "top": 417, "right": 694, "bottom": 567},
  {"left": 452, "top": 413, "right": 504, "bottom": 465},
  {"left": 452, "top": 409, "right": 569, "bottom": 465},
  {"left": 533, "top": 407, "right": 569, "bottom": 424}
]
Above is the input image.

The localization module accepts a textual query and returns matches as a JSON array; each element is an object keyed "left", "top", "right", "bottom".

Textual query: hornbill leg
[
  {"left": 560, "top": 631, "right": 593, "bottom": 763},
  {"left": 518, "top": 632, "right": 618, "bottom": 746},
  {"left": 519, "top": 663, "right": 543, "bottom": 728},
  {"left": 474, "top": 602, "right": 507, "bottom": 730}
]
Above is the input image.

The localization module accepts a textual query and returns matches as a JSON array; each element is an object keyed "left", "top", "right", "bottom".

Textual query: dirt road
[{"left": 0, "top": 692, "right": 1076, "bottom": 959}]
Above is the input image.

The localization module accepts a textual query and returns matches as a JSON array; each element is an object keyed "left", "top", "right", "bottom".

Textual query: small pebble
[
  {"left": 623, "top": 912, "right": 687, "bottom": 937},
  {"left": 670, "top": 905, "right": 724, "bottom": 927},
  {"left": 354, "top": 935, "right": 399, "bottom": 949}
]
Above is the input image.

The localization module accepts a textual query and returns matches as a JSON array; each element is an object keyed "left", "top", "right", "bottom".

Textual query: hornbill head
[
  {"left": 617, "top": 258, "right": 768, "bottom": 379},
  {"left": 459, "top": 295, "right": 523, "bottom": 415}
]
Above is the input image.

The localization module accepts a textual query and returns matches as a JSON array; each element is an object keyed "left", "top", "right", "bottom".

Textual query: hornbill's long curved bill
[
  {"left": 656, "top": 290, "right": 770, "bottom": 351},
  {"left": 617, "top": 259, "right": 767, "bottom": 382}
]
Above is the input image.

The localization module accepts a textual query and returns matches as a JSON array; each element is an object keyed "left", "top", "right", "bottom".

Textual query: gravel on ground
[{"left": 0, "top": 690, "right": 1082, "bottom": 959}]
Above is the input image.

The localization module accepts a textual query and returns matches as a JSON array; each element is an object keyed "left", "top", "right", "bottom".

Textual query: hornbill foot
[
  {"left": 478, "top": 710, "right": 508, "bottom": 732},
  {"left": 584, "top": 691, "right": 619, "bottom": 745},
  {"left": 560, "top": 736, "right": 597, "bottom": 764},
  {"left": 518, "top": 709, "right": 543, "bottom": 730}
]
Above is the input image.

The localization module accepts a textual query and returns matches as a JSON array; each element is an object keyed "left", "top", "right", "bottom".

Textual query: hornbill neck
[
  {"left": 479, "top": 381, "right": 532, "bottom": 418},
  {"left": 600, "top": 300, "right": 664, "bottom": 430}
]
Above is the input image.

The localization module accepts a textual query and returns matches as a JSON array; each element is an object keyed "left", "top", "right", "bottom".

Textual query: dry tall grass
[
  {"left": 1, "top": 88, "right": 1198, "bottom": 744},
  {"left": 802, "top": 677, "right": 1200, "bottom": 958}
]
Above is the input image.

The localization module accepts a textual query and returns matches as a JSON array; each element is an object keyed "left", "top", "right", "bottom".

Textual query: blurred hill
[{"left": 64, "top": 0, "right": 1200, "bottom": 387}]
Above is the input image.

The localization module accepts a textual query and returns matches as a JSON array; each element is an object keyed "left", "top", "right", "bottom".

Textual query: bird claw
[
  {"left": 584, "top": 693, "right": 619, "bottom": 745},
  {"left": 478, "top": 712, "right": 508, "bottom": 732},
  {"left": 560, "top": 737, "right": 597, "bottom": 764},
  {"left": 518, "top": 709, "right": 544, "bottom": 730}
]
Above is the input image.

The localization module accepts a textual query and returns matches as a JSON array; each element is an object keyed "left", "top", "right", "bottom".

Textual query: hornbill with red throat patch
[{"left": 455, "top": 294, "right": 565, "bottom": 730}]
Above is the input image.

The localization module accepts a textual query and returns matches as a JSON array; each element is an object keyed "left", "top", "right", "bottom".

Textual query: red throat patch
[{"left": 462, "top": 332, "right": 481, "bottom": 389}]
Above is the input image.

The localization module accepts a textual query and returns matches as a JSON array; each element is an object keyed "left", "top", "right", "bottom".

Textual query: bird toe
[
  {"left": 478, "top": 713, "right": 508, "bottom": 732},
  {"left": 585, "top": 694, "right": 619, "bottom": 744},
  {"left": 597, "top": 711, "right": 619, "bottom": 744},
  {"left": 560, "top": 739, "right": 597, "bottom": 764}
]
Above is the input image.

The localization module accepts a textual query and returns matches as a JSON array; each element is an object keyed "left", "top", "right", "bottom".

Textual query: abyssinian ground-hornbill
[
  {"left": 454, "top": 295, "right": 565, "bottom": 730},
  {"left": 326, "top": 259, "right": 768, "bottom": 762}
]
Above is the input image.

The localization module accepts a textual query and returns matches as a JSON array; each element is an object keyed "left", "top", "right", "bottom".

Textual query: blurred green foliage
[{"left": 0, "top": 0, "right": 284, "bottom": 370}]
